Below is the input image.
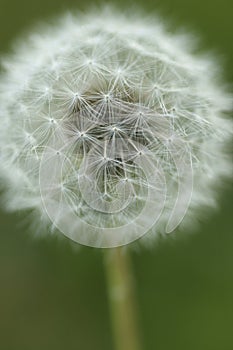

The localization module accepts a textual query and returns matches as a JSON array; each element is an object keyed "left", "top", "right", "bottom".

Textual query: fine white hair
[{"left": 0, "top": 7, "right": 232, "bottom": 247}]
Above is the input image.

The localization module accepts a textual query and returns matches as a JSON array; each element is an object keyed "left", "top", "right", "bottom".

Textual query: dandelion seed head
[{"left": 0, "top": 7, "right": 232, "bottom": 247}]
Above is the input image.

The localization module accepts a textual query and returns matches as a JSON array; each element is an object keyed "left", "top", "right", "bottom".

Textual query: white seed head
[{"left": 0, "top": 7, "right": 232, "bottom": 247}]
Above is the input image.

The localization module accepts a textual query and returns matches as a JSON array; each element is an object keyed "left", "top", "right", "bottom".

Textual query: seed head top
[{"left": 0, "top": 7, "right": 232, "bottom": 247}]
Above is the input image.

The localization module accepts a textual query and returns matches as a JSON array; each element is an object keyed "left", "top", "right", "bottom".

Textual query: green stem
[{"left": 104, "top": 248, "right": 142, "bottom": 350}]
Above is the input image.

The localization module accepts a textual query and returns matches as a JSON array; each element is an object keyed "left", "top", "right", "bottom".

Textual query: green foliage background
[{"left": 0, "top": 1, "right": 232, "bottom": 349}]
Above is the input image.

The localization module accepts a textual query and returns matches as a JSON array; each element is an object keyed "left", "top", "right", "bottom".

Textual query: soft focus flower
[{"left": 0, "top": 7, "right": 232, "bottom": 247}]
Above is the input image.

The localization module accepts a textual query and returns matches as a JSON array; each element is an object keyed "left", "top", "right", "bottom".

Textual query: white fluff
[{"left": 0, "top": 7, "right": 232, "bottom": 247}]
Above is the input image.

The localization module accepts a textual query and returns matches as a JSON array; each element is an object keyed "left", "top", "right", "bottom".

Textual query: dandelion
[
  {"left": 0, "top": 8, "right": 231, "bottom": 248},
  {"left": 0, "top": 7, "right": 232, "bottom": 350}
]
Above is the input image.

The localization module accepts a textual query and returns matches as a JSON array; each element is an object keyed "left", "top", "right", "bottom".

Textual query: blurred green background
[{"left": 0, "top": 0, "right": 232, "bottom": 349}]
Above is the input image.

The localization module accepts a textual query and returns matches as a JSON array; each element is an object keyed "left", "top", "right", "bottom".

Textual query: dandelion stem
[{"left": 104, "top": 248, "right": 142, "bottom": 350}]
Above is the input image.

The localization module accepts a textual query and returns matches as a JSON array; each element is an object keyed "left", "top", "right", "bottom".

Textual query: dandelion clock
[{"left": 0, "top": 6, "right": 232, "bottom": 350}]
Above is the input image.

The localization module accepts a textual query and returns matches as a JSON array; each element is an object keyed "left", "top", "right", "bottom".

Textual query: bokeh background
[{"left": 0, "top": 0, "right": 232, "bottom": 349}]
